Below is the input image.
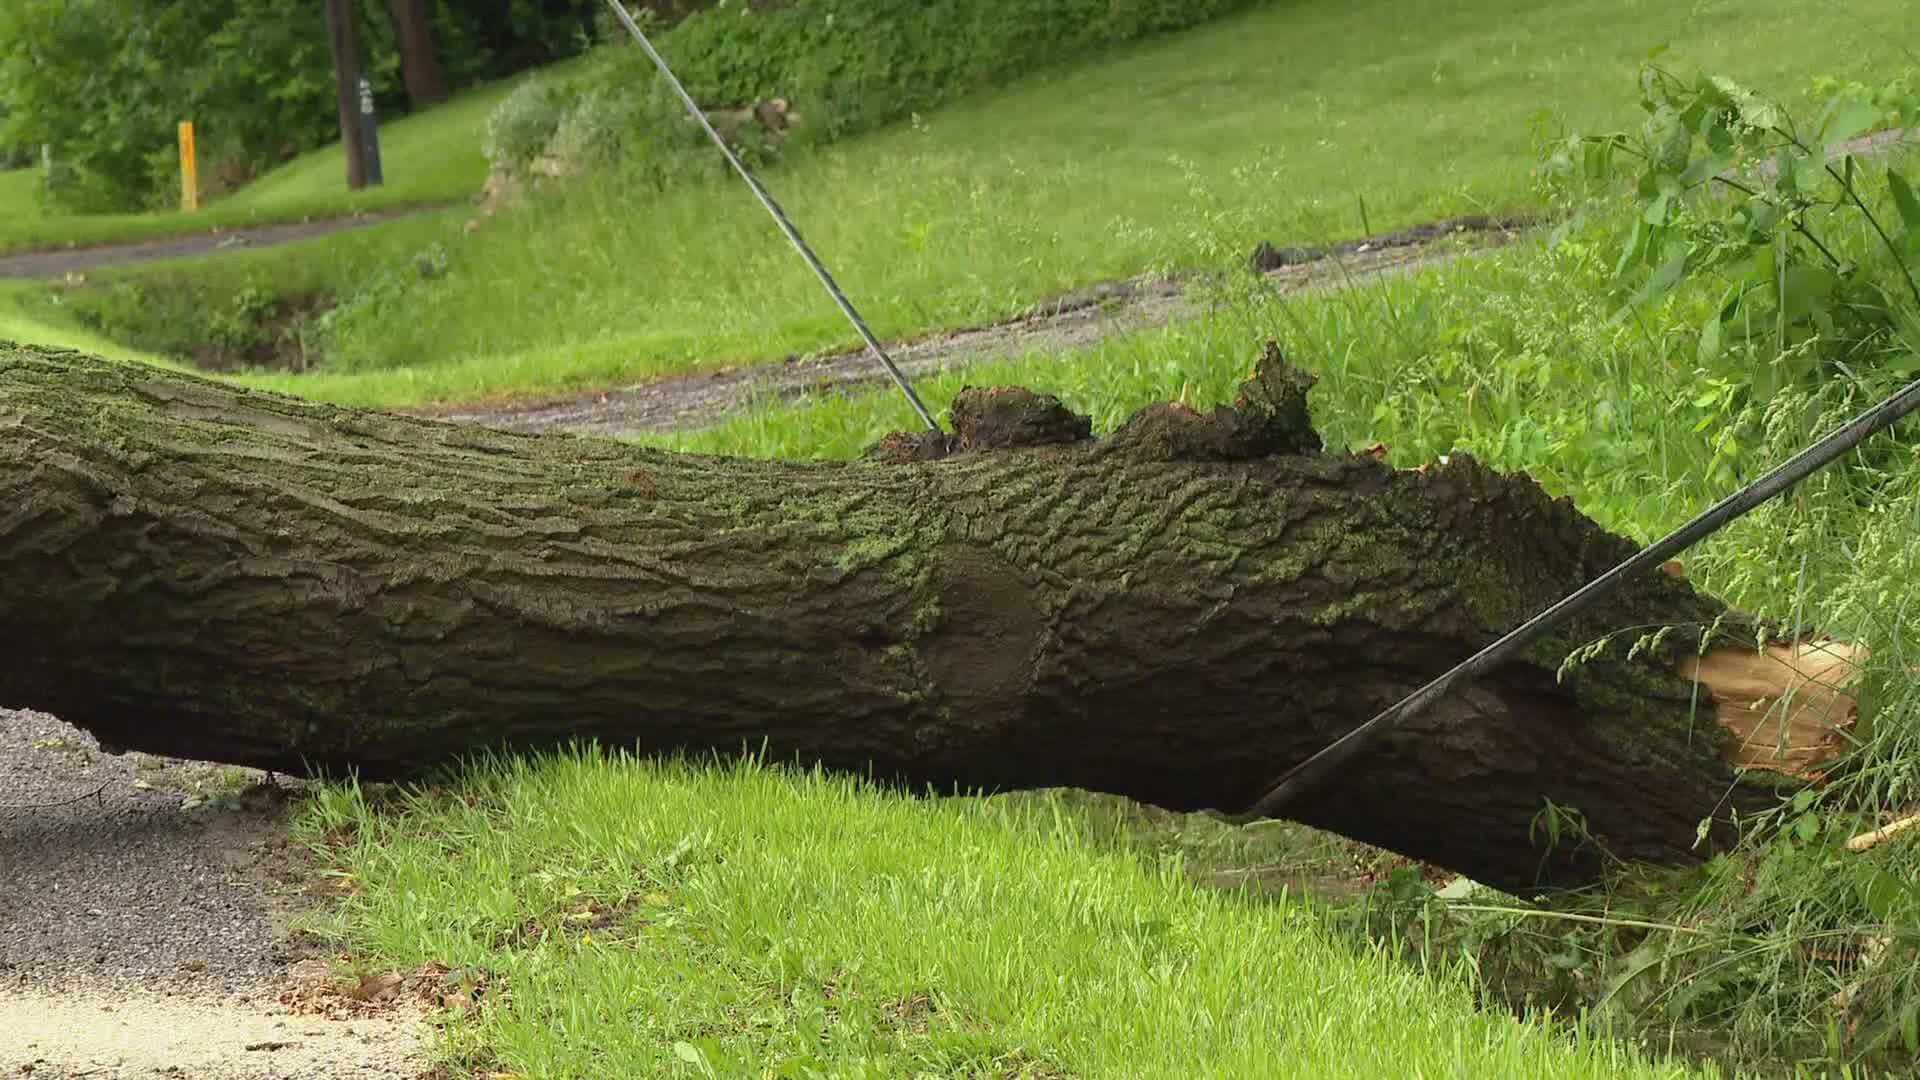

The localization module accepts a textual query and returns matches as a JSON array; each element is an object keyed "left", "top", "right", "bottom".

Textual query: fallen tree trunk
[{"left": 0, "top": 342, "right": 1848, "bottom": 891}]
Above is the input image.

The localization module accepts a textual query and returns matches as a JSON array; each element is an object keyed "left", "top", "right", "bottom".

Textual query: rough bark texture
[
  {"left": 323, "top": 0, "right": 370, "bottom": 191},
  {"left": 0, "top": 342, "right": 1789, "bottom": 892},
  {"left": 387, "top": 0, "right": 449, "bottom": 108}
]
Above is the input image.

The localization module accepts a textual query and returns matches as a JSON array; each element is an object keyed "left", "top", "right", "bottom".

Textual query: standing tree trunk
[
  {"left": 0, "top": 343, "right": 1852, "bottom": 893},
  {"left": 323, "top": 0, "right": 371, "bottom": 190},
  {"left": 387, "top": 0, "right": 449, "bottom": 108}
]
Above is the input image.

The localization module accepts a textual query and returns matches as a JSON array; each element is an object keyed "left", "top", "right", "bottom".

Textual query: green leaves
[
  {"left": 1889, "top": 169, "right": 1920, "bottom": 257},
  {"left": 1856, "top": 865, "right": 1918, "bottom": 922},
  {"left": 1816, "top": 94, "right": 1885, "bottom": 148},
  {"left": 1568, "top": 65, "right": 1920, "bottom": 385},
  {"left": 1697, "top": 309, "right": 1723, "bottom": 363},
  {"left": 1777, "top": 263, "right": 1842, "bottom": 325}
]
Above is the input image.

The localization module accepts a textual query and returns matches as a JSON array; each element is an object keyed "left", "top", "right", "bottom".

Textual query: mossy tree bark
[{"left": 0, "top": 342, "right": 1799, "bottom": 891}]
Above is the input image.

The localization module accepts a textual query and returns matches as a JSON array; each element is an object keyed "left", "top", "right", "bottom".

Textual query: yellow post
[{"left": 178, "top": 121, "right": 199, "bottom": 212}]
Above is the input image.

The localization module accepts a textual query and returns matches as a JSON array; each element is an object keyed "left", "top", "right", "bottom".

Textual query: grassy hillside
[
  {"left": 0, "top": 75, "right": 525, "bottom": 255},
  {"left": 0, "top": 278, "right": 179, "bottom": 368},
  {"left": 256, "top": 0, "right": 1914, "bottom": 408},
  {"left": 12, "top": 0, "right": 1910, "bottom": 407}
]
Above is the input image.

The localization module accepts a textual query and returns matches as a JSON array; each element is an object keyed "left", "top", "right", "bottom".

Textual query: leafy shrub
[
  {"left": 493, "top": 0, "right": 1264, "bottom": 196},
  {"left": 546, "top": 88, "right": 643, "bottom": 169},
  {"left": 658, "top": 0, "right": 1267, "bottom": 142},
  {"left": 484, "top": 77, "right": 571, "bottom": 174},
  {"left": 1545, "top": 66, "right": 1920, "bottom": 380}
]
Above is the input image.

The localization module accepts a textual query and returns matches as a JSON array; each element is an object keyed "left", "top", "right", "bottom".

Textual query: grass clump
[{"left": 295, "top": 751, "right": 1709, "bottom": 1078}]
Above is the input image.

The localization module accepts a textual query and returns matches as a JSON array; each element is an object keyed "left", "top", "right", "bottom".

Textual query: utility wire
[
  {"left": 601, "top": 1, "right": 940, "bottom": 431},
  {"left": 1235, "top": 373, "right": 1920, "bottom": 824}
]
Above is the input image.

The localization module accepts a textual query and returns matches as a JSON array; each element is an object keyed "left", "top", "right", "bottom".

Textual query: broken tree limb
[
  {"left": 1678, "top": 639, "right": 1866, "bottom": 781},
  {"left": 0, "top": 341, "right": 1852, "bottom": 892},
  {"left": 1847, "top": 812, "right": 1920, "bottom": 853}
]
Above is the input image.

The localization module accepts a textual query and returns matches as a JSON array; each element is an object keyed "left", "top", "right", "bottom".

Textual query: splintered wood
[{"left": 1679, "top": 639, "right": 1866, "bottom": 779}]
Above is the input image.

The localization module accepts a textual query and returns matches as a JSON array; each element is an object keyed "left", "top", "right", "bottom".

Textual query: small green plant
[
  {"left": 482, "top": 76, "right": 569, "bottom": 176},
  {"left": 203, "top": 285, "right": 281, "bottom": 352},
  {"left": 1545, "top": 66, "right": 1920, "bottom": 392},
  {"left": 179, "top": 767, "right": 254, "bottom": 812}
]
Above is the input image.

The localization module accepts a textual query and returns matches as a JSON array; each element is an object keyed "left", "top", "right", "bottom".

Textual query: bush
[
  {"left": 658, "top": 0, "right": 1267, "bottom": 141},
  {"left": 495, "top": 0, "right": 1263, "bottom": 192},
  {"left": 483, "top": 77, "right": 571, "bottom": 174}
]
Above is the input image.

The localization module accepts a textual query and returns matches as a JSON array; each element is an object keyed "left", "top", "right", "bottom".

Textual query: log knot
[
  {"left": 1112, "top": 341, "right": 1323, "bottom": 460},
  {"left": 866, "top": 387, "right": 1092, "bottom": 463}
]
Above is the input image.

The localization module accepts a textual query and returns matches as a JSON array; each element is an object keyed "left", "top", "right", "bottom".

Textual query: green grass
[
  {"left": 226, "top": 0, "right": 1917, "bottom": 409},
  {"left": 0, "top": 73, "right": 531, "bottom": 255},
  {"left": 1, "top": 209, "right": 467, "bottom": 366},
  {"left": 0, "top": 167, "right": 46, "bottom": 229},
  {"left": 296, "top": 753, "right": 1711, "bottom": 1078},
  {"left": 0, "top": 281, "right": 178, "bottom": 367}
]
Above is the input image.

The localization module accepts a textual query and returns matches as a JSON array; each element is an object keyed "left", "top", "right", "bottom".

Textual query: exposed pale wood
[
  {"left": 1680, "top": 640, "right": 1865, "bottom": 779},
  {"left": 1846, "top": 812, "right": 1920, "bottom": 853}
]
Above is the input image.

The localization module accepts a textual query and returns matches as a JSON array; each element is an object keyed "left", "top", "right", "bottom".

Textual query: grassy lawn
[
  {"left": 297, "top": 753, "right": 1711, "bottom": 1078},
  {"left": 0, "top": 167, "right": 45, "bottom": 230},
  {"left": 218, "top": 0, "right": 1916, "bottom": 409},
  {"left": 0, "top": 74, "right": 525, "bottom": 255}
]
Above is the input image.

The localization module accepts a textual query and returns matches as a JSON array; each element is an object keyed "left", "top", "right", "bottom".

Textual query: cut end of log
[{"left": 1680, "top": 638, "right": 1866, "bottom": 780}]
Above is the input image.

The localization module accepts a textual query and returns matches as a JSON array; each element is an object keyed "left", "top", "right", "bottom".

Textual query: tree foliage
[
  {"left": 0, "top": 0, "right": 605, "bottom": 213},
  {"left": 660, "top": 0, "right": 1268, "bottom": 143}
]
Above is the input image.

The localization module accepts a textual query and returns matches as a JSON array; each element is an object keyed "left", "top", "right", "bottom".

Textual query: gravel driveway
[{"left": 0, "top": 709, "right": 429, "bottom": 1078}]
